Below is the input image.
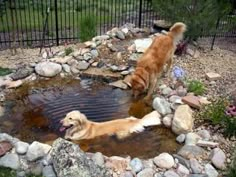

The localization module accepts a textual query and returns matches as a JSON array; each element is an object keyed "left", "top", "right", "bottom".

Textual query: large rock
[
  {"left": 177, "top": 145, "right": 207, "bottom": 160},
  {"left": 35, "top": 62, "right": 62, "bottom": 77},
  {"left": 210, "top": 148, "right": 226, "bottom": 170},
  {"left": 50, "top": 138, "right": 110, "bottom": 177},
  {"left": 172, "top": 105, "right": 193, "bottom": 135},
  {"left": 26, "top": 141, "right": 51, "bottom": 161},
  {"left": 11, "top": 67, "right": 34, "bottom": 80},
  {"left": 134, "top": 38, "right": 153, "bottom": 53},
  {"left": 153, "top": 153, "right": 175, "bottom": 169},
  {"left": 0, "top": 153, "right": 20, "bottom": 170},
  {"left": 152, "top": 97, "right": 172, "bottom": 115}
]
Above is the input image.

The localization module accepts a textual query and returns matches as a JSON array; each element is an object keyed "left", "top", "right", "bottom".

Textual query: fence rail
[{"left": 0, "top": 0, "right": 235, "bottom": 50}]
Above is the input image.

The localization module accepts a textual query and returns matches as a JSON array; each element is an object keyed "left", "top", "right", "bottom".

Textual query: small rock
[
  {"left": 199, "top": 97, "right": 211, "bottom": 105},
  {"left": 204, "top": 163, "right": 218, "bottom": 177},
  {"left": 26, "top": 141, "right": 51, "bottom": 161},
  {"left": 15, "top": 141, "right": 29, "bottom": 155},
  {"left": 173, "top": 154, "right": 190, "bottom": 168},
  {"left": 134, "top": 38, "right": 153, "bottom": 53},
  {"left": 109, "top": 80, "right": 128, "bottom": 89},
  {"left": 164, "top": 170, "right": 180, "bottom": 177},
  {"left": 91, "top": 49, "right": 99, "bottom": 58},
  {"left": 137, "top": 168, "right": 155, "bottom": 177},
  {"left": 176, "top": 134, "right": 186, "bottom": 144},
  {"left": 169, "top": 95, "right": 182, "bottom": 104},
  {"left": 206, "top": 72, "right": 221, "bottom": 81},
  {"left": 84, "top": 41, "right": 96, "bottom": 47},
  {"left": 162, "top": 87, "right": 173, "bottom": 96},
  {"left": 17, "top": 171, "right": 26, "bottom": 177},
  {"left": 50, "top": 56, "right": 72, "bottom": 64},
  {"left": 115, "top": 30, "right": 125, "bottom": 40},
  {"left": 62, "top": 64, "right": 71, "bottom": 73},
  {"left": 121, "top": 70, "right": 130, "bottom": 76},
  {"left": 70, "top": 65, "right": 80, "bottom": 74},
  {"left": 163, "top": 114, "right": 173, "bottom": 128},
  {"left": 178, "top": 145, "right": 207, "bottom": 160},
  {"left": 110, "top": 65, "right": 119, "bottom": 72},
  {"left": 172, "top": 105, "right": 193, "bottom": 135},
  {"left": 77, "top": 61, "right": 90, "bottom": 70},
  {"left": 35, "top": 62, "right": 62, "bottom": 77},
  {"left": 186, "top": 48, "right": 195, "bottom": 57},
  {"left": 43, "top": 165, "right": 57, "bottom": 177},
  {"left": 188, "top": 175, "right": 208, "bottom": 177},
  {"left": 176, "top": 86, "right": 187, "bottom": 97},
  {"left": 107, "top": 43, "right": 118, "bottom": 52},
  {"left": 123, "top": 75, "right": 132, "bottom": 87},
  {"left": 121, "top": 28, "right": 129, "bottom": 34},
  {"left": 0, "top": 141, "right": 13, "bottom": 156},
  {"left": 30, "top": 163, "right": 43, "bottom": 176},
  {"left": 154, "top": 173, "right": 162, "bottom": 177},
  {"left": 92, "top": 152, "right": 104, "bottom": 167},
  {"left": 182, "top": 95, "right": 201, "bottom": 109},
  {"left": 153, "top": 153, "right": 175, "bottom": 169},
  {"left": 197, "top": 140, "right": 219, "bottom": 148},
  {"left": 185, "top": 133, "right": 201, "bottom": 145},
  {"left": 152, "top": 97, "right": 172, "bottom": 115},
  {"left": 130, "top": 158, "right": 143, "bottom": 173},
  {"left": 190, "top": 158, "right": 203, "bottom": 174},
  {"left": 176, "top": 163, "right": 190, "bottom": 176},
  {"left": 210, "top": 148, "right": 226, "bottom": 170},
  {"left": 0, "top": 153, "right": 20, "bottom": 170},
  {"left": 83, "top": 53, "right": 92, "bottom": 61},
  {"left": 197, "top": 130, "right": 211, "bottom": 141}
]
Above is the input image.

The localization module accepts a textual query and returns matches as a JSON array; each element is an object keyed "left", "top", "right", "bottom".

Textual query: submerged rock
[{"left": 50, "top": 138, "right": 110, "bottom": 177}]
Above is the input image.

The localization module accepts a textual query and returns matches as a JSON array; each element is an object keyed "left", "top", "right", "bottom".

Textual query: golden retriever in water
[
  {"left": 59, "top": 110, "right": 161, "bottom": 140},
  {"left": 130, "top": 22, "right": 186, "bottom": 100}
]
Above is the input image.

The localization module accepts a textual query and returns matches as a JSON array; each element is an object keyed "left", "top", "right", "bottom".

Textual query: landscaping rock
[
  {"left": 153, "top": 153, "right": 175, "bottom": 169},
  {"left": 197, "top": 130, "right": 211, "bottom": 141},
  {"left": 152, "top": 97, "right": 172, "bottom": 115},
  {"left": 210, "top": 148, "right": 226, "bottom": 170},
  {"left": 182, "top": 95, "right": 201, "bottom": 109},
  {"left": 62, "top": 64, "right": 71, "bottom": 73},
  {"left": 92, "top": 152, "right": 105, "bottom": 167},
  {"left": 176, "top": 163, "right": 190, "bottom": 176},
  {"left": 164, "top": 170, "right": 180, "bottom": 177},
  {"left": 91, "top": 49, "right": 99, "bottom": 58},
  {"left": 134, "top": 38, "right": 153, "bottom": 53},
  {"left": 76, "top": 61, "right": 90, "bottom": 70},
  {"left": 26, "top": 141, "right": 51, "bottom": 161},
  {"left": 42, "top": 165, "right": 57, "bottom": 177},
  {"left": 115, "top": 30, "right": 125, "bottom": 40},
  {"left": 204, "top": 163, "right": 218, "bottom": 177},
  {"left": 206, "top": 72, "right": 221, "bottom": 81},
  {"left": 35, "top": 62, "right": 62, "bottom": 77},
  {"left": 50, "top": 138, "right": 110, "bottom": 177},
  {"left": 0, "top": 141, "right": 12, "bottom": 156},
  {"left": 15, "top": 141, "right": 29, "bottom": 155},
  {"left": 83, "top": 53, "right": 92, "bottom": 61},
  {"left": 0, "top": 153, "right": 20, "bottom": 170},
  {"left": 188, "top": 175, "right": 208, "bottom": 177},
  {"left": 176, "top": 134, "right": 186, "bottom": 144},
  {"left": 137, "top": 168, "right": 155, "bottom": 177},
  {"left": 172, "top": 105, "right": 193, "bottom": 134},
  {"left": 130, "top": 157, "right": 143, "bottom": 173},
  {"left": 11, "top": 67, "right": 34, "bottom": 80},
  {"left": 176, "top": 86, "right": 187, "bottom": 97},
  {"left": 185, "top": 133, "right": 201, "bottom": 145},
  {"left": 178, "top": 145, "right": 207, "bottom": 160},
  {"left": 162, "top": 87, "right": 173, "bottom": 96},
  {"left": 163, "top": 114, "right": 173, "bottom": 128},
  {"left": 109, "top": 80, "right": 128, "bottom": 90},
  {"left": 190, "top": 158, "right": 203, "bottom": 174}
]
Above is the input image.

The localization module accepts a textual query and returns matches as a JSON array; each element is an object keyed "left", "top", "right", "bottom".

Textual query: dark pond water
[{"left": 1, "top": 77, "right": 181, "bottom": 158}]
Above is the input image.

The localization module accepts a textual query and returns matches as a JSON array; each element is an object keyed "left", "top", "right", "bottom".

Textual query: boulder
[
  {"left": 26, "top": 141, "right": 51, "bottom": 161},
  {"left": 35, "top": 62, "right": 62, "bottom": 77}
]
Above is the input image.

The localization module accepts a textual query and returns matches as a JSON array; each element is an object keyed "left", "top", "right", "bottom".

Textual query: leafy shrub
[
  {"left": 64, "top": 47, "right": 73, "bottom": 56},
  {"left": 0, "top": 67, "right": 12, "bottom": 76},
  {"left": 187, "top": 80, "right": 205, "bottom": 96},
  {"left": 79, "top": 15, "right": 97, "bottom": 42}
]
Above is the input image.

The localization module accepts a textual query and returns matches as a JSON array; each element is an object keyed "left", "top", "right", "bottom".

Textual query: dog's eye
[{"left": 69, "top": 117, "right": 72, "bottom": 120}]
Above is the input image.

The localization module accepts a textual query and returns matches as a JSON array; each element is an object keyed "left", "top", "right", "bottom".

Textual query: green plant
[
  {"left": 187, "top": 80, "right": 205, "bottom": 95},
  {"left": 64, "top": 47, "right": 73, "bottom": 56},
  {"left": 79, "top": 15, "right": 97, "bottom": 42},
  {"left": 227, "top": 147, "right": 236, "bottom": 177},
  {"left": 0, "top": 67, "right": 12, "bottom": 76},
  {"left": 0, "top": 167, "right": 44, "bottom": 177}
]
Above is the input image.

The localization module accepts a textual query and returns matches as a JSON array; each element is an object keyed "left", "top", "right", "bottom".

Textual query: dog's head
[
  {"left": 130, "top": 67, "right": 149, "bottom": 98},
  {"left": 59, "top": 110, "right": 87, "bottom": 133}
]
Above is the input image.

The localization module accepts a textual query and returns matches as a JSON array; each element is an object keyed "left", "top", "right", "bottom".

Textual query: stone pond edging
[{"left": 0, "top": 24, "right": 233, "bottom": 177}]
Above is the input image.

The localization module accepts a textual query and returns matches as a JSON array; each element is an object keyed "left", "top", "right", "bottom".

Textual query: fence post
[
  {"left": 54, "top": 0, "right": 59, "bottom": 46},
  {"left": 138, "top": 0, "right": 143, "bottom": 28}
]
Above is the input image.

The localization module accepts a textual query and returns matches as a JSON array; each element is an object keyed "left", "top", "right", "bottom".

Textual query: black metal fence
[{"left": 0, "top": 0, "right": 235, "bottom": 50}]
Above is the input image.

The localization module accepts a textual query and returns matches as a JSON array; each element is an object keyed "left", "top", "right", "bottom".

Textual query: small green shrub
[
  {"left": 64, "top": 47, "right": 73, "bottom": 56},
  {"left": 187, "top": 80, "right": 205, "bottom": 95},
  {"left": 0, "top": 67, "right": 12, "bottom": 76},
  {"left": 0, "top": 167, "right": 16, "bottom": 177},
  {"left": 79, "top": 15, "right": 97, "bottom": 42}
]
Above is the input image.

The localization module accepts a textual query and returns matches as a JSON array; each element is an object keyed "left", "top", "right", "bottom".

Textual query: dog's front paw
[{"left": 143, "top": 96, "right": 152, "bottom": 106}]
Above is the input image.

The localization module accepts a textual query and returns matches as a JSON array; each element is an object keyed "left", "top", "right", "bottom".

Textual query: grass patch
[
  {"left": 0, "top": 67, "right": 12, "bottom": 76},
  {"left": 187, "top": 79, "right": 205, "bottom": 96},
  {"left": 79, "top": 15, "right": 97, "bottom": 42},
  {"left": 0, "top": 167, "right": 43, "bottom": 177}
]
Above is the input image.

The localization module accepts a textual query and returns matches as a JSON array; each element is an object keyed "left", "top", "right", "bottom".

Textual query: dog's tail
[
  {"left": 168, "top": 22, "right": 186, "bottom": 40},
  {"left": 130, "top": 111, "right": 161, "bottom": 133}
]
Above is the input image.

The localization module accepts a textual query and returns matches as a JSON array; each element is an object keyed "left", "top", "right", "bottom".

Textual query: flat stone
[
  {"left": 185, "top": 133, "right": 201, "bottom": 145},
  {"left": 92, "top": 152, "right": 105, "bottom": 167},
  {"left": 176, "top": 134, "right": 186, "bottom": 144},
  {"left": 152, "top": 97, "right": 172, "bottom": 115},
  {"left": 154, "top": 20, "right": 172, "bottom": 28},
  {"left": 0, "top": 153, "right": 20, "bottom": 170},
  {"left": 121, "top": 70, "right": 130, "bottom": 76},
  {"left": 190, "top": 158, "right": 203, "bottom": 174},
  {"left": 210, "top": 148, "right": 226, "bottom": 170},
  {"left": 172, "top": 105, "right": 193, "bottom": 135},
  {"left": 204, "top": 163, "right": 218, "bottom": 177},
  {"left": 50, "top": 56, "right": 72, "bottom": 64},
  {"left": 206, "top": 72, "right": 221, "bottom": 81},
  {"left": 137, "top": 168, "right": 155, "bottom": 177},
  {"left": 169, "top": 95, "right": 182, "bottom": 104},
  {"left": 130, "top": 157, "right": 143, "bottom": 173},
  {"left": 197, "top": 140, "right": 219, "bottom": 148},
  {"left": 15, "top": 141, "right": 29, "bottom": 155},
  {"left": 26, "top": 141, "right": 51, "bottom": 161},
  {"left": 123, "top": 75, "right": 132, "bottom": 87},
  {"left": 178, "top": 145, "right": 207, "bottom": 160},
  {"left": 109, "top": 80, "right": 128, "bottom": 89},
  {"left": 0, "top": 141, "right": 13, "bottom": 156},
  {"left": 134, "top": 38, "right": 153, "bottom": 53},
  {"left": 153, "top": 153, "right": 175, "bottom": 169},
  {"left": 182, "top": 95, "right": 201, "bottom": 109},
  {"left": 164, "top": 170, "right": 180, "bottom": 177}
]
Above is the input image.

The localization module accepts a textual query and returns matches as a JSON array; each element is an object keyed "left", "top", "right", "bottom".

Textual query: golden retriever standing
[
  {"left": 60, "top": 110, "right": 161, "bottom": 140},
  {"left": 130, "top": 22, "right": 186, "bottom": 100}
]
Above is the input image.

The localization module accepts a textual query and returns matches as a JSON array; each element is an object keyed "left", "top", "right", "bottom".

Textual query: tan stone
[
  {"left": 206, "top": 72, "right": 221, "bottom": 81},
  {"left": 182, "top": 95, "right": 201, "bottom": 109}
]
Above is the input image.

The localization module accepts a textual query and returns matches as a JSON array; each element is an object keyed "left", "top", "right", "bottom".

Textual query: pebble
[
  {"left": 162, "top": 87, "right": 173, "bottom": 96},
  {"left": 15, "top": 141, "right": 29, "bottom": 155},
  {"left": 153, "top": 153, "right": 175, "bottom": 169},
  {"left": 62, "top": 64, "right": 71, "bottom": 73},
  {"left": 91, "top": 49, "right": 99, "bottom": 58},
  {"left": 176, "top": 163, "right": 190, "bottom": 176},
  {"left": 121, "top": 70, "right": 130, "bottom": 75},
  {"left": 130, "top": 158, "right": 143, "bottom": 173}
]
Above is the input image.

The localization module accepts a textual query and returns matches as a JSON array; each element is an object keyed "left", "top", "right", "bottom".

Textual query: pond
[{"left": 1, "top": 77, "right": 181, "bottom": 159}]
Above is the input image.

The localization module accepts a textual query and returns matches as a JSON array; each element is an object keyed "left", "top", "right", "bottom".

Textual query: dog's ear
[{"left": 77, "top": 112, "right": 87, "bottom": 128}]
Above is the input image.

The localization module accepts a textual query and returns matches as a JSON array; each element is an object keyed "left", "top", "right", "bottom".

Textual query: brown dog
[
  {"left": 130, "top": 22, "right": 186, "bottom": 100},
  {"left": 60, "top": 110, "right": 161, "bottom": 140}
]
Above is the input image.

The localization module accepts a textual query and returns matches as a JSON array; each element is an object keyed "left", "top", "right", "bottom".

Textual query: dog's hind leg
[{"left": 144, "top": 73, "right": 158, "bottom": 104}]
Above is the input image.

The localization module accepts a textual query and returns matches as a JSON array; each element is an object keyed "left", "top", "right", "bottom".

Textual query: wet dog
[
  {"left": 60, "top": 110, "right": 161, "bottom": 140},
  {"left": 130, "top": 22, "right": 186, "bottom": 100}
]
